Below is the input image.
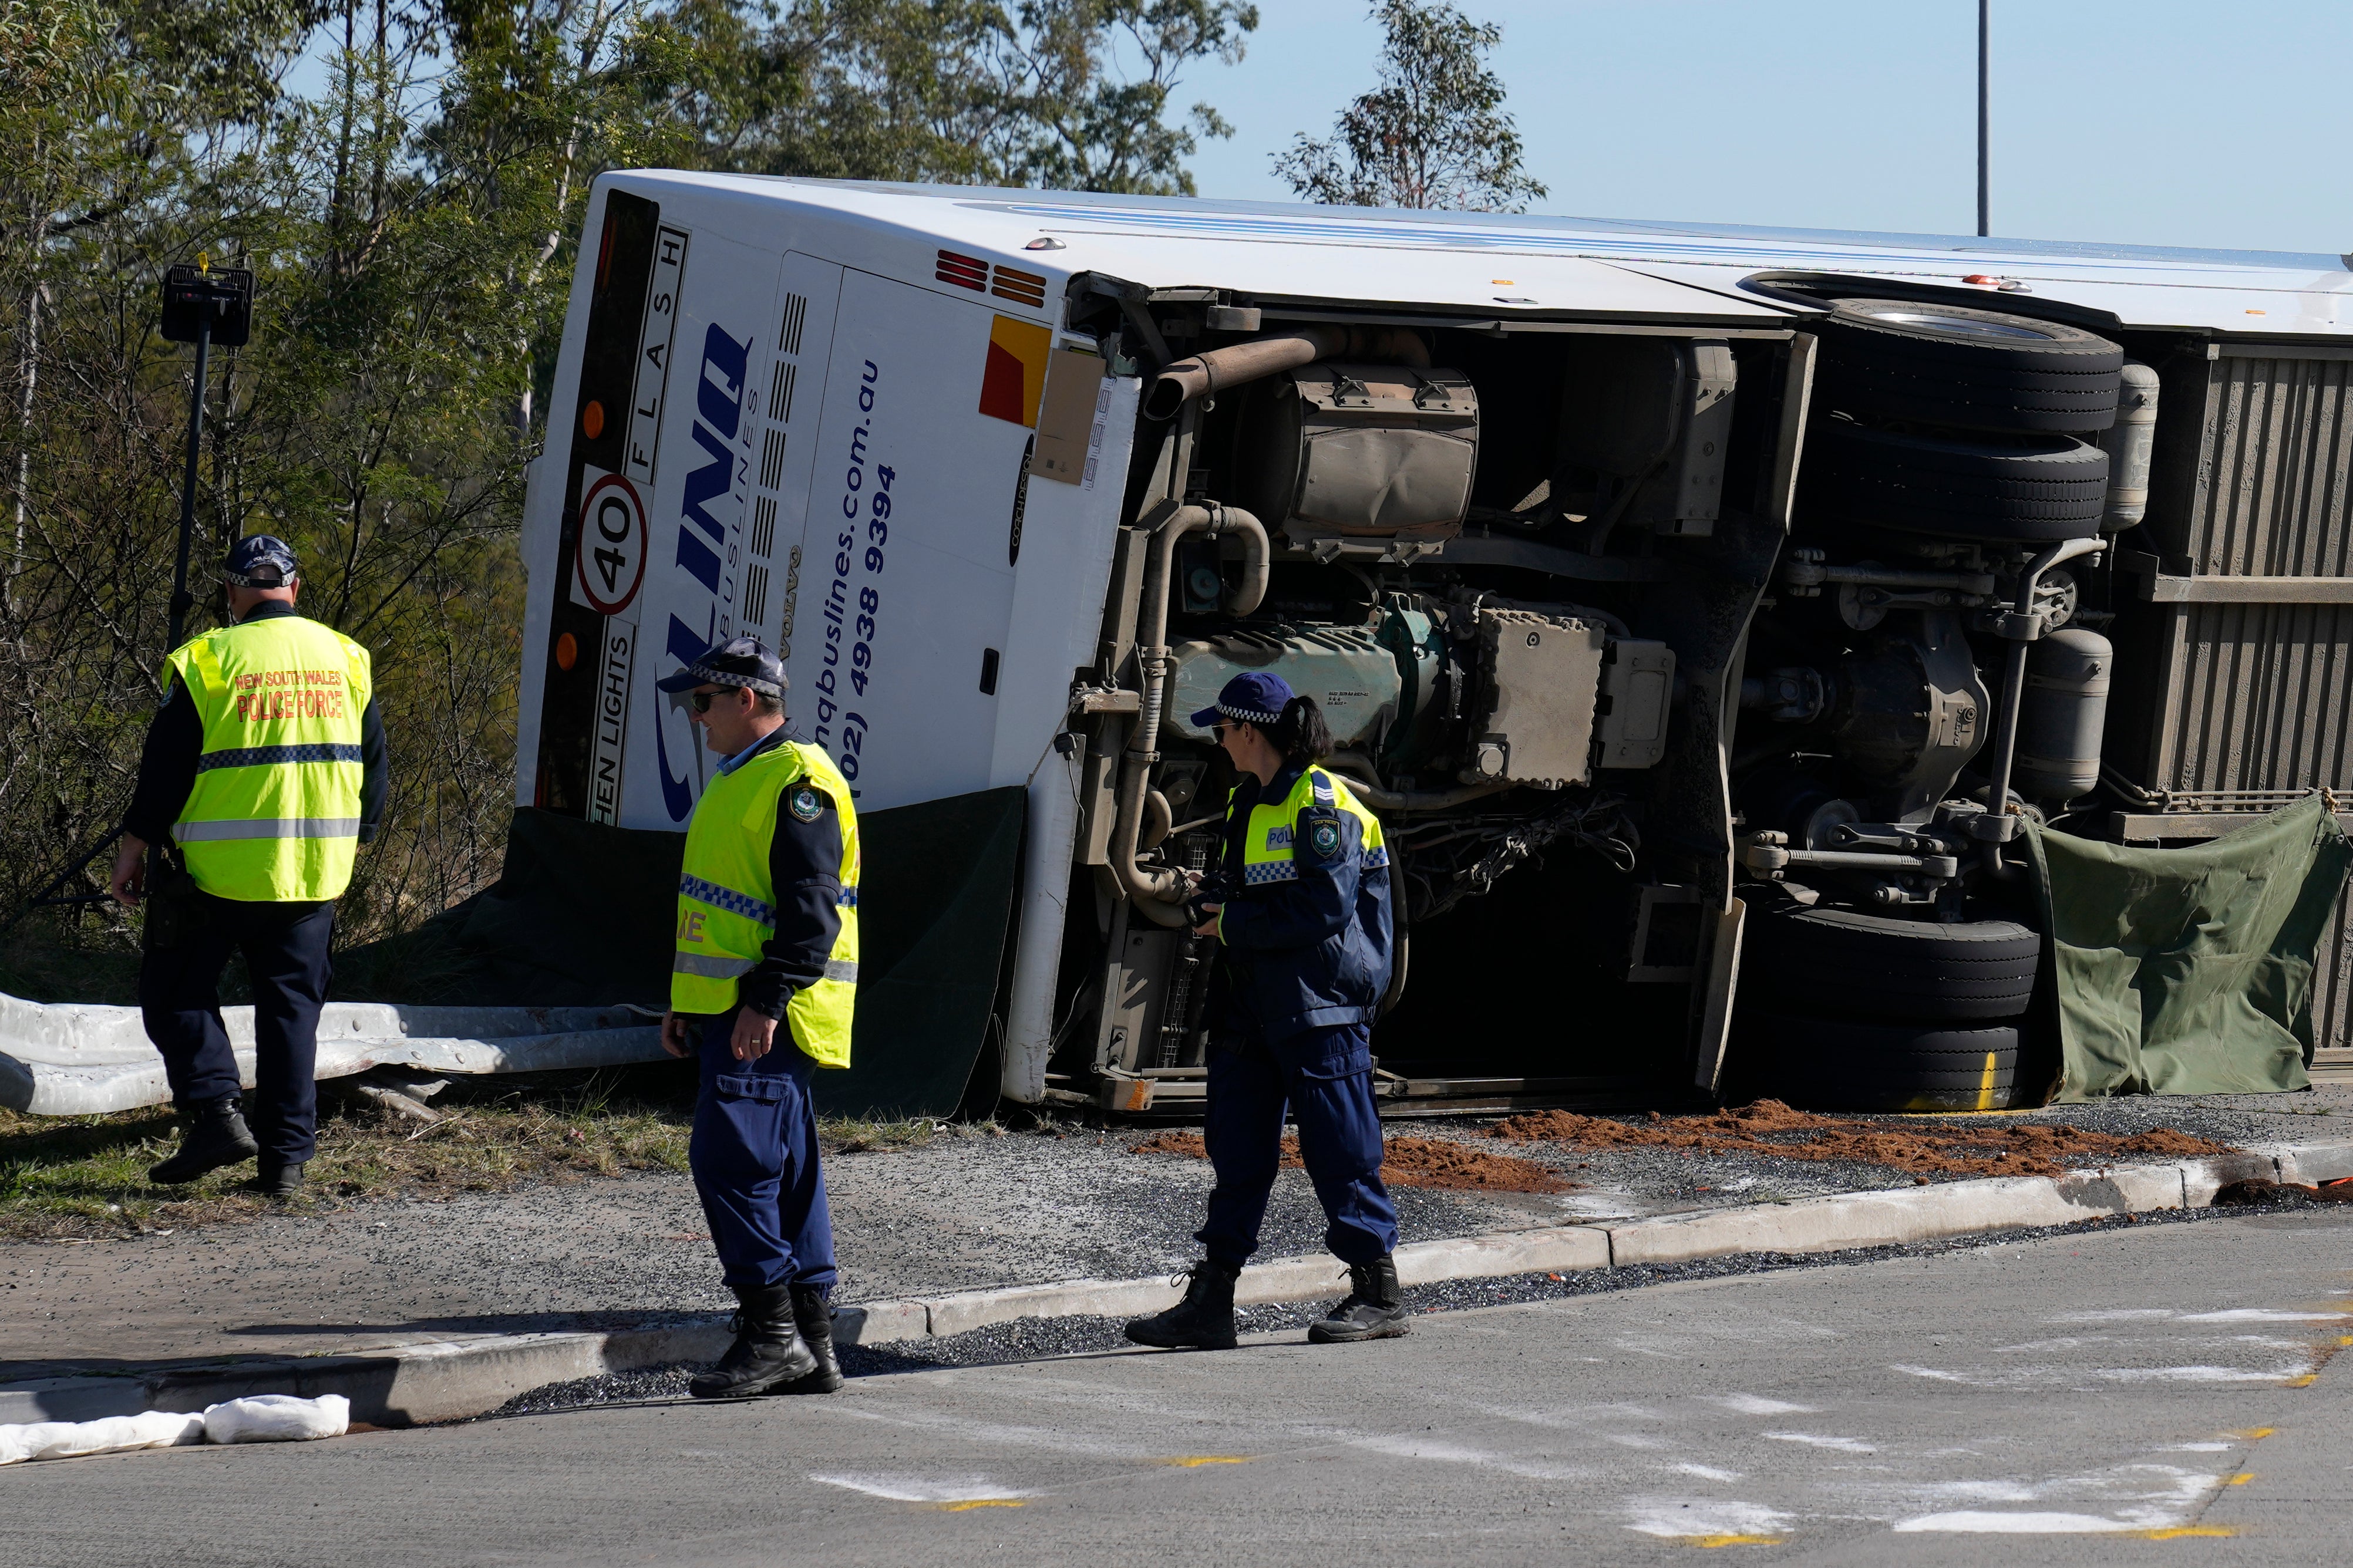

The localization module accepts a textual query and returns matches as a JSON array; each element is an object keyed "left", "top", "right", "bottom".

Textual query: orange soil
[
  {"left": 1489, "top": 1100, "right": 2233, "bottom": 1180},
  {"left": 1131, "top": 1131, "right": 1573, "bottom": 1195}
]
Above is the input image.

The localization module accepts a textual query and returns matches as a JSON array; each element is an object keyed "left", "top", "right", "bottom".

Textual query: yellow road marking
[
  {"left": 1163, "top": 1455, "right": 1252, "bottom": 1467},
  {"left": 2285, "top": 1373, "right": 2318, "bottom": 1388},
  {"left": 2228, "top": 1428, "right": 2275, "bottom": 1440},
  {"left": 2227, "top": 1472, "right": 2256, "bottom": 1486},
  {"left": 2133, "top": 1526, "right": 2237, "bottom": 1539},
  {"left": 928, "top": 1499, "right": 1026, "bottom": 1512},
  {"left": 1674, "top": 1536, "right": 1783, "bottom": 1548}
]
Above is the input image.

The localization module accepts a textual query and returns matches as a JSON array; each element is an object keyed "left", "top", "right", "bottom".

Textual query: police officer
[
  {"left": 108, "top": 535, "right": 388, "bottom": 1195},
  {"left": 1126, "top": 670, "right": 1406, "bottom": 1351},
  {"left": 656, "top": 636, "right": 860, "bottom": 1400}
]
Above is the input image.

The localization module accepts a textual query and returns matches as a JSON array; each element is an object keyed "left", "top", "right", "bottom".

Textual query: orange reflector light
[{"left": 582, "top": 400, "right": 605, "bottom": 439}]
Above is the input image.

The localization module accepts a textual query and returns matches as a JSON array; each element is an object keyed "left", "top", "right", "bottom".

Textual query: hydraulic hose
[
  {"left": 1143, "top": 326, "right": 1430, "bottom": 421},
  {"left": 1110, "top": 503, "right": 1271, "bottom": 925}
]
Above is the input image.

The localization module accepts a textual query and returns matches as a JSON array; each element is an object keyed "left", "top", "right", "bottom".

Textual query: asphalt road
[{"left": 6, "top": 1208, "right": 2348, "bottom": 1566}]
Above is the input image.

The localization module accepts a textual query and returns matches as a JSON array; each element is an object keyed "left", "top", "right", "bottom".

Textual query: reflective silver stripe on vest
[
  {"left": 173, "top": 817, "right": 362, "bottom": 842},
  {"left": 672, "top": 954, "right": 860, "bottom": 983},
  {"left": 674, "top": 953, "right": 758, "bottom": 979}
]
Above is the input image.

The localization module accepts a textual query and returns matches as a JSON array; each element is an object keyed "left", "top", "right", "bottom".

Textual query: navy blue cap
[
  {"left": 220, "top": 534, "right": 298, "bottom": 588},
  {"left": 656, "top": 634, "right": 787, "bottom": 699},
  {"left": 1190, "top": 670, "right": 1295, "bottom": 730}
]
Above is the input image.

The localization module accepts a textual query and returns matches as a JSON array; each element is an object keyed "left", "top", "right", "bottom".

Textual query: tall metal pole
[
  {"left": 1977, "top": 0, "right": 1990, "bottom": 237},
  {"left": 166, "top": 302, "right": 211, "bottom": 656}
]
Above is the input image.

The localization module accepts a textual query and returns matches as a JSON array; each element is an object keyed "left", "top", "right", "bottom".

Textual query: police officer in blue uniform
[
  {"left": 1126, "top": 671, "right": 1407, "bottom": 1351},
  {"left": 655, "top": 637, "right": 858, "bottom": 1401}
]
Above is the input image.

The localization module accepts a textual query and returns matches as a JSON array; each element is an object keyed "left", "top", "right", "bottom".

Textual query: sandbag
[
  {"left": 0, "top": 1411, "right": 206, "bottom": 1465},
  {"left": 203, "top": 1394, "right": 351, "bottom": 1444}
]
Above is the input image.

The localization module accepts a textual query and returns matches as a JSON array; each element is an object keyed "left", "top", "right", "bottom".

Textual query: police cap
[
  {"left": 656, "top": 634, "right": 787, "bottom": 699},
  {"left": 220, "top": 534, "right": 299, "bottom": 588},
  {"left": 1190, "top": 669, "right": 1295, "bottom": 730}
]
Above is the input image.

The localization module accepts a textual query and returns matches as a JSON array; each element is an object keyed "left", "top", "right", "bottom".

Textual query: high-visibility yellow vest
[
  {"left": 163, "top": 613, "right": 373, "bottom": 903},
  {"left": 1235, "top": 766, "right": 1387, "bottom": 889},
  {"left": 671, "top": 738, "right": 860, "bottom": 1067}
]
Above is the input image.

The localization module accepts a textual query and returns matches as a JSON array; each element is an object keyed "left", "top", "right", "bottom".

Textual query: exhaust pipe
[{"left": 1143, "top": 325, "right": 1429, "bottom": 421}]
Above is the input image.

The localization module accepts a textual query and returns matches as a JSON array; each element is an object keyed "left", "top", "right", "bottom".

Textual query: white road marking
[
  {"left": 1707, "top": 1393, "right": 1817, "bottom": 1415},
  {"left": 1763, "top": 1432, "right": 1876, "bottom": 1454},
  {"left": 1671, "top": 1462, "right": 1743, "bottom": 1482},
  {"left": 1625, "top": 1498, "right": 1793, "bottom": 1539},
  {"left": 811, "top": 1473, "right": 1034, "bottom": 1504}
]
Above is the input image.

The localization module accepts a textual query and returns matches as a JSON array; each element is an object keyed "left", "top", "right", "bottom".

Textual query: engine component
[
  {"left": 1167, "top": 624, "right": 1403, "bottom": 749},
  {"left": 1143, "top": 325, "right": 1429, "bottom": 421},
  {"left": 1810, "top": 296, "right": 2125, "bottom": 434},
  {"left": 1828, "top": 610, "right": 1988, "bottom": 818},
  {"left": 2013, "top": 626, "right": 2112, "bottom": 804},
  {"left": 1801, "top": 420, "right": 2111, "bottom": 542},
  {"left": 1739, "top": 665, "right": 1828, "bottom": 724},
  {"left": 1738, "top": 767, "right": 1860, "bottom": 850},
  {"left": 2096, "top": 360, "right": 2159, "bottom": 530},
  {"left": 1463, "top": 608, "right": 1607, "bottom": 788},
  {"left": 1231, "top": 362, "right": 1480, "bottom": 557},
  {"left": 1595, "top": 639, "right": 1677, "bottom": 770},
  {"left": 1556, "top": 336, "right": 1735, "bottom": 537}
]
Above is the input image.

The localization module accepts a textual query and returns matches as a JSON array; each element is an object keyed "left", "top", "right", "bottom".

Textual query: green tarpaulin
[
  {"left": 2025, "top": 794, "right": 2351, "bottom": 1100},
  {"left": 351, "top": 787, "right": 1026, "bottom": 1119}
]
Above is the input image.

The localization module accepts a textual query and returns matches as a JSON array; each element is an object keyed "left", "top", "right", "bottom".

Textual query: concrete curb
[{"left": 9, "top": 1136, "right": 2349, "bottom": 1429}]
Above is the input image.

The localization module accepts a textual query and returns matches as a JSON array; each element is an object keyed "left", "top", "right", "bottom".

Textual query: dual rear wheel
[{"left": 1734, "top": 902, "right": 2040, "bottom": 1112}]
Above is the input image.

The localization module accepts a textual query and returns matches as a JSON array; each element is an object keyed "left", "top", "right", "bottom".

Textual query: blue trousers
[
  {"left": 689, "top": 1009, "right": 837, "bottom": 1293},
  {"left": 1198, "top": 1021, "right": 1399, "bottom": 1269},
  {"left": 140, "top": 891, "right": 334, "bottom": 1167}
]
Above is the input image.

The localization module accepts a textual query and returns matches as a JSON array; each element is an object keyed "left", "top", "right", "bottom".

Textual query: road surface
[{"left": 6, "top": 1207, "right": 2347, "bottom": 1565}]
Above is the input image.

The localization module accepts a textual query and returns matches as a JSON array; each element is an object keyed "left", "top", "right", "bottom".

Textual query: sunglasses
[{"left": 689, "top": 688, "right": 731, "bottom": 713}]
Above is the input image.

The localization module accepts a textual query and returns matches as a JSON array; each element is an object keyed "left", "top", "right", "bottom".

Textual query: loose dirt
[
  {"left": 1490, "top": 1100, "right": 2233, "bottom": 1180},
  {"left": 1132, "top": 1132, "right": 1574, "bottom": 1195}
]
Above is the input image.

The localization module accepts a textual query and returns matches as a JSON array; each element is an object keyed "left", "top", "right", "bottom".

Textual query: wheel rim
[{"left": 1850, "top": 306, "right": 2058, "bottom": 341}]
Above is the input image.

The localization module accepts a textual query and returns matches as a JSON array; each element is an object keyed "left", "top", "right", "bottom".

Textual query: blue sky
[{"left": 1177, "top": 0, "right": 2351, "bottom": 255}]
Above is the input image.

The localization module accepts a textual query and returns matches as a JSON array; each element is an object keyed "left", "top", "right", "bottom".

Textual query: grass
[{"left": 0, "top": 1058, "right": 1000, "bottom": 1242}]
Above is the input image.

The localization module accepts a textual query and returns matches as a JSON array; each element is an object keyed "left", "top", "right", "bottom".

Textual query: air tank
[
  {"left": 2014, "top": 628, "right": 2113, "bottom": 804},
  {"left": 2098, "top": 360, "right": 2159, "bottom": 531}
]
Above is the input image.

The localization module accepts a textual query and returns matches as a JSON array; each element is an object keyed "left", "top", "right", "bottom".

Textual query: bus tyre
[
  {"left": 1744, "top": 902, "right": 2039, "bottom": 1021},
  {"left": 1737, "top": 1014, "right": 2021, "bottom": 1113},
  {"left": 1800, "top": 419, "right": 2110, "bottom": 541},
  {"left": 1813, "top": 296, "right": 2126, "bottom": 434}
]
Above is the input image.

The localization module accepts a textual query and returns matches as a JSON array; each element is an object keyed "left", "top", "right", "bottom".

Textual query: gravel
[{"left": 9, "top": 1087, "right": 2345, "bottom": 1373}]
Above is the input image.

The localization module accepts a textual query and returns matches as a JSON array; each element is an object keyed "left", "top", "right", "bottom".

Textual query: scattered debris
[
  {"left": 1489, "top": 1100, "right": 2234, "bottom": 1180},
  {"left": 2211, "top": 1177, "right": 2353, "bottom": 1206},
  {"left": 1132, "top": 1132, "right": 1573, "bottom": 1195}
]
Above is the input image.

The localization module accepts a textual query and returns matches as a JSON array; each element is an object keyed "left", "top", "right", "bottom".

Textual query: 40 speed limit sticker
[{"left": 572, "top": 467, "right": 649, "bottom": 618}]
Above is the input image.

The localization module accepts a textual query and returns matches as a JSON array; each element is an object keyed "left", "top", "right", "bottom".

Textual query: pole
[
  {"left": 166, "top": 301, "right": 211, "bottom": 656},
  {"left": 1976, "top": 0, "right": 1990, "bottom": 238}
]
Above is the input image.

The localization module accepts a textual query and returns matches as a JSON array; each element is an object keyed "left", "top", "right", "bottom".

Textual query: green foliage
[
  {"left": 1274, "top": 0, "right": 1544, "bottom": 214},
  {"left": 0, "top": 0, "right": 1250, "bottom": 975}
]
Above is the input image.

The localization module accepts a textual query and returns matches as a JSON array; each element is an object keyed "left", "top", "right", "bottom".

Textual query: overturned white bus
[{"left": 516, "top": 174, "right": 2353, "bottom": 1117}]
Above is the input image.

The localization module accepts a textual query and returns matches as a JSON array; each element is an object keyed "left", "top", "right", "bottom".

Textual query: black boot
[
  {"left": 246, "top": 1161, "right": 305, "bottom": 1197},
  {"left": 148, "top": 1095, "right": 259, "bottom": 1186},
  {"left": 1308, "top": 1255, "right": 1409, "bottom": 1344},
  {"left": 690, "top": 1284, "right": 818, "bottom": 1400},
  {"left": 780, "top": 1283, "right": 844, "bottom": 1394},
  {"left": 1125, "top": 1260, "right": 1240, "bottom": 1350}
]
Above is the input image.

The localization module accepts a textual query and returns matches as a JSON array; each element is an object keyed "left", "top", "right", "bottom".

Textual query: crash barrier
[
  {"left": 0, "top": 993, "right": 663, "bottom": 1116},
  {"left": 0, "top": 1394, "right": 348, "bottom": 1465}
]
